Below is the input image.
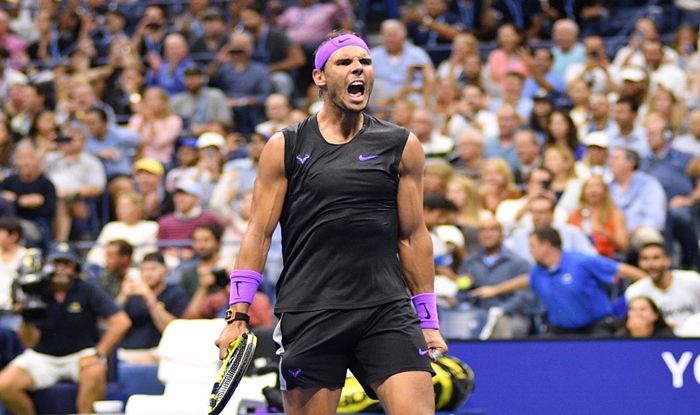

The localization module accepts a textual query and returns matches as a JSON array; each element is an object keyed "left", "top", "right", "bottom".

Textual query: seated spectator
[
  {"left": 403, "top": 0, "right": 462, "bottom": 47},
  {"left": 565, "top": 35, "right": 618, "bottom": 95},
  {"left": 127, "top": 86, "right": 183, "bottom": 166},
  {"left": 58, "top": 81, "right": 116, "bottom": 128},
  {"left": 446, "top": 174, "right": 486, "bottom": 253},
  {"left": 409, "top": 108, "right": 455, "bottom": 159},
  {"left": 0, "top": 242, "right": 130, "bottom": 414},
  {"left": 0, "top": 10, "right": 26, "bottom": 68},
  {"left": 671, "top": 108, "right": 700, "bottom": 156},
  {"left": 476, "top": 226, "right": 646, "bottom": 337},
  {"left": 484, "top": 104, "right": 521, "bottom": 171},
  {"left": 157, "top": 180, "right": 221, "bottom": 261},
  {"left": 165, "top": 138, "right": 200, "bottom": 193},
  {"left": 171, "top": 0, "right": 208, "bottom": 43},
  {"left": 457, "top": 215, "right": 534, "bottom": 339},
  {"left": 146, "top": 33, "right": 192, "bottom": 97},
  {"left": 178, "top": 132, "right": 227, "bottom": 206},
  {"left": 505, "top": 195, "right": 596, "bottom": 263},
  {"left": 83, "top": 106, "right": 140, "bottom": 179},
  {"left": 132, "top": 158, "right": 173, "bottom": 221},
  {"left": 567, "top": 78, "right": 591, "bottom": 133},
  {"left": 255, "top": 93, "right": 294, "bottom": 139},
  {"left": 208, "top": 31, "right": 270, "bottom": 134},
  {"left": 241, "top": 2, "right": 306, "bottom": 99},
  {"left": 491, "top": 0, "right": 543, "bottom": 39},
  {"left": 102, "top": 49, "right": 146, "bottom": 121},
  {"left": 545, "top": 110, "right": 585, "bottom": 160},
  {"left": 0, "top": 140, "right": 56, "bottom": 249},
  {"left": 648, "top": 86, "right": 684, "bottom": 134},
  {"left": 610, "top": 96, "right": 648, "bottom": 158},
  {"left": 627, "top": 242, "right": 700, "bottom": 336},
  {"left": 27, "top": 10, "right": 73, "bottom": 65},
  {"left": 450, "top": 128, "right": 485, "bottom": 183},
  {"left": 513, "top": 128, "right": 541, "bottom": 188},
  {"left": 521, "top": 47, "right": 566, "bottom": 100},
  {"left": 170, "top": 63, "right": 232, "bottom": 138},
  {"left": 131, "top": 6, "right": 169, "bottom": 61},
  {"left": 44, "top": 125, "right": 106, "bottom": 241},
  {"left": 423, "top": 192, "right": 461, "bottom": 285},
  {"left": 542, "top": 145, "right": 583, "bottom": 217},
  {"left": 550, "top": 19, "right": 586, "bottom": 79},
  {"left": 447, "top": 85, "right": 499, "bottom": 140},
  {"left": 94, "top": 239, "right": 135, "bottom": 300},
  {"left": 436, "top": 33, "right": 478, "bottom": 84},
  {"left": 0, "top": 119, "right": 14, "bottom": 180},
  {"left": 575, "top": 131, "right": 611, "bottom": 181},
  {"left": 489, "top": 71, "right": 533, "bottom": 120},
  {"left": 189, "top": 7, "right": 228, "bottom": 58},
  {"left": 27, "top": 109, "right": 58, "bottom": 158},
  {"left": 568, "top": 175, "right": 629, "bottom": 258},
  {"left": 116, "top": 252, "right": 188, "bottom": 364},
  {"left": 0, "top": 217, "right": 25, "bottom": 331},
  {"left": 86, "top": 192, "right": 158, "bottom": 267},
  {"left": 584, "top": 93, "right": 617, "bottom": 138},
  {"left": 370, "top": 19, "right": 436, "bottom": 111},
  {"left": 176, "top": 224, "right": 230, "bottom": 297},
  {"left": 485, "top": 24, "right": 528, "bottom": 91},
  {"left": 480, "top": 158, "right": 521, "bottom": 213},
  {"left": 615, "top": 296, "right": 675, "bottom": 338},
  {"left": 528, "top": 91, "right": 555, "bottom": 142}
]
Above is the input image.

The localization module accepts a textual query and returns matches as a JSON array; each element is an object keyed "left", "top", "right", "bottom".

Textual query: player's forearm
[{"left": 398, "top": 228, "right": 435, "bottom": 295}]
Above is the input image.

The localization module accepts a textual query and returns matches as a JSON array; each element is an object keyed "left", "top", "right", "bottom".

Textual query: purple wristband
[
  {"left": 411, "top": 293, "right": 440, "bottom": 330},
  {"left": 229, "top": 269, "right": 262, "bottom": 305}
]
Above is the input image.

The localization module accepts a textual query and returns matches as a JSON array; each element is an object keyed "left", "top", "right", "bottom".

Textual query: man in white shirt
[{"left": 626, "top": 242, "right": 700, "bottom": 336}]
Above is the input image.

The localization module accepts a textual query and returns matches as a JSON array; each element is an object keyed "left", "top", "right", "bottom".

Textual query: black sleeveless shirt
[{"left": 275, "top": 114, "right": 410, "bottom": 312}]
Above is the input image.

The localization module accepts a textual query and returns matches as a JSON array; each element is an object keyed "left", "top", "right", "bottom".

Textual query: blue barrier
[{"left": 452, "top": 339, "right": 700, "bottom": 415}]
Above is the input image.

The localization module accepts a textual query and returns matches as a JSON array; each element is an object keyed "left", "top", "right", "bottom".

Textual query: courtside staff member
[{"left": 216, "top": 30, "right": 447, "bottom": 415}]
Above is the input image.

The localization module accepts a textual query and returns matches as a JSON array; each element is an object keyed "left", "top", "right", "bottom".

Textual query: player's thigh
[
  {"left": 282, "top": 386, "right": 343, "bottom": 415},
  {"left": 372, "top": 370, "right": 434, "bottom": 415}
]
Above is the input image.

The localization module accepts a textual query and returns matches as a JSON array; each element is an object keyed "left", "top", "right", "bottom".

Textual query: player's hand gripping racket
[{"left": 208, "top": 331, "right": 258, "bottom": 415}]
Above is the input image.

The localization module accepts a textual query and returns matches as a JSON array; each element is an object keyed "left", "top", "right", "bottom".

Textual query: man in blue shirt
[
  {"left": 475, "top": 226, "right": 646, "bottom": 336},
  {"left": 83, "top": 107, "right": 140, "bottom": 179},
  {"left": 641, "top": 113, "right": 699, "bottom": 270},
  {"left": 146, "top": 33, "right": 192, "bottom": 96}
]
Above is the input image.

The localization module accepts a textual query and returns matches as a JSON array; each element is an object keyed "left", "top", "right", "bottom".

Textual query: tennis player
[{"left": 216, "top": 30, "right": 447, "bottom": 415}]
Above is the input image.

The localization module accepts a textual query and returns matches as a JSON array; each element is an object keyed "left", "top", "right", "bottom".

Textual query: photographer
[
  {"left": 0, "top": 243, "right": 131, "bottom": 415},
  {"left": 116, "top": 252, "right": 188, "bottom": 364}
]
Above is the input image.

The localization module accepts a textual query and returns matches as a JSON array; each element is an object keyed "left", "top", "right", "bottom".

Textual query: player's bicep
[
  {"left": 247, "top": 133, "right": 287, "bottom": 238},
  {"left": 397, "top": 134, "right": 427, "bottom": 240}
]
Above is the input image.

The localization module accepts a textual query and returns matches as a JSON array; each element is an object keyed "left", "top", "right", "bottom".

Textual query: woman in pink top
[
  {"left": 486, "top": 24, "right": 529, "bottom": 92},
  {"left": 128, "top": 86, "right": 182, "bottom": 165}
]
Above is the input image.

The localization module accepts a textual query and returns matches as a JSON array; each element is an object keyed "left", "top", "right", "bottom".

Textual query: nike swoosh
[
  {"left": 418, "top": 348, "right": 430, "bottom": 356},
  {"left": 358, "top": 154, "right": 378, "bottom": 161},
  {"left": 420, "top": 303, "right": 432, "bottom": 320},
  {"left": 337, "top": 37, "right": 350, "bottom": 44}
]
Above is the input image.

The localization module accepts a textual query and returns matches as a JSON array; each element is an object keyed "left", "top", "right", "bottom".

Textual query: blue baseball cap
[{"left": 46, "top": 242, "right": 79, "bottom": 262}]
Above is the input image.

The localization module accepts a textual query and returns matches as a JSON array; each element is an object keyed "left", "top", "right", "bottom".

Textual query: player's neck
[{"left": 317, "top": 106, "right": 364, "bottom": 144}]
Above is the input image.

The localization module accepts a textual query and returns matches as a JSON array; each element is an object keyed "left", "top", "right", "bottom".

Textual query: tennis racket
[{"left": 208, "top": 331, "right": 258, "bottom": 415}]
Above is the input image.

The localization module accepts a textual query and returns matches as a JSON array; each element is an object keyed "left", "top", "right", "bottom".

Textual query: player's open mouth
[{"left": 347, "top": 81, "right": 365, "bottom": 97}]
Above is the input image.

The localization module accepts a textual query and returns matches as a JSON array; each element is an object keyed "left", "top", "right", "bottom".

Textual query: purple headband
[{"left": 314, "top": 34, "right": 370, "bottom": 70}]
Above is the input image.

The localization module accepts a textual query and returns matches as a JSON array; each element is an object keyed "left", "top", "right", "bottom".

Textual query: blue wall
[{"left": 451, "top": 339, "right": 700, "bottom": 415}]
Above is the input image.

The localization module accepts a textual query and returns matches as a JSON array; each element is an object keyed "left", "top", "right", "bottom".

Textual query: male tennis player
[{"left": 216, "top": 30, "right": 447, "bottom": 415}]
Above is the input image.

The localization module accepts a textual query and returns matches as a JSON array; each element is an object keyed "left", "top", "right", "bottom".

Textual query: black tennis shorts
[{"left": 273, "top": 298, "right": 435, "bottom": 399}]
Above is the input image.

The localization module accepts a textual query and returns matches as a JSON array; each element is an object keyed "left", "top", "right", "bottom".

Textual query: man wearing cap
[
  {"left": 576, "top": 131, "right": 611, "bottom": 180},
  {"left": 171, "top": 63, "right": 232, "bottom": 137},
  {"left": 177, "top": 132, "right": 227, "bottom": 205},
  {"left": 116, "top": 252, "right": 188, "bottom": 364},
  {"left": 133, "top": 158, "right": 173, "bottom": 221},
  {"left": 0, "top": 242, "right": 131, "bottom": 415},
  {"left": 216, "top": 31, "right": 446, "bottom": 415}
]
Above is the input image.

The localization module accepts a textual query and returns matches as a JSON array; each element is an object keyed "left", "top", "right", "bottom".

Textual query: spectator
[
  {"left": 170, "top": 63, "right": 232, "bottom": 137},
  {"left": 275, "top": 0, "right": 353, "bottom": 49},
  {"left": 240, "top": 2, "right": 306, "bottom": 99},
  {"left": 59, "top": 81, "right": 116, "bottom": 127},
  {"left": 0, "top": 10, "right": 26, "bottom": 68},
  {"left": 448, "top": 84, "right": 499, "bottom": 140},
  {"left": 550, "top": 19, "right": 585, "bottom": 79},
  {"left": 513, "top": 128, "right": 541, "bottom": 188},
  {"left": 116, "top": 252, "right": 188, "bottom": 364},
  {"left": 568, "top": 175, "right": 629, "bottom": 258},
  {"left": 0, "top": 217, "right": 25, "bottom": 331},
  {"left": 171, "top": 0, "right": 210, "bottom": 43},
  {"left": 613, "top": 17, "right": 677, "bottom": 72},
  {"left": 491, "top": 0, "right": 543, "bottom": 39},
  {"left": 27, "top": 10, "right": 73, "bottom": 65},
  {"left": 505, "top": 195, "right": 596, "bottom": 263},
  {"left": 565, "top": 35, "right": 618, "bottom": 94},
  {"left": 86, "top": 192, "right": 159, "bottom": 267},
  {"left": 627, "top": 242, "right": 700, "bottom": 336},
  {"left": 542, "top": 145, "right": 583, "bottom": 217},
  {"left": 528, "top": 90, "right": 555, "bottom": 143},
  {"left": 131, "top": 6, "right": 169, "bottom": 60},
  {"left": 449, "top": 0, "right": 496, "bottom": 38},
  {"left": 176, "top": 224, "right": 229, "bottom": 297},
  {"left": 127, "top": 86, "right": 183, "bottom": 166},
  {"left": 165, "top": 138, "right": 200, "bottom": 193},
  {"left": 484, "top": 104, "right": 521, "bottom": 171},
  {"left": 649, "top": 87, "right": 683, "bottom": 134},
  {"left": 179, "top": 132, "right": 228, "bottom": 205},
  {"left": 436, "top": 33, "right": 478, "bottom": 83},
  {"left": 458, "top": 215, "right": 534, "bottom": 339},
  {"left": 585, "top": 93, "right": 617, "bottom": 138},
  {"left": 672, "top": 108, "right": 700, "bottom": 156},
  {"left": 209, "top": 31, "right": 270, "bottom": 134},
  {"left": 83, "top": 106, "right": 140, "bottom": 179},
  {"left": 643, "top": 39, "right": 687, "bottom": 101},
  {"left": 27, "top": 109, "right": 58, "bottom": 157},
  {"left": 615, "top": 296, "right": 675, "bottom": 338},
  {"left": 489, "top": 71, "right": 533, "bottom": 120},
  {"left": 481, "top": 226, "right": 646, "bottom": 337},
  {"left": 146, "top": 33, "right": 192, "bottom": 96},
  {"left": 44, "top": 125, "right": 106, "bottom": 241},
  {"left": 370, "top": 19, "right": 436, "bottom": 111},
  {"left": 446, "top": 174, "right": 486, "bottom": 252},
  {"left": 450, "top": 128, "right": 485, "bottom": 182},
  {"left": 618, "top": 67, "right": 649, "bottom": 109},
  {"left": 409, "top": 108, "right": 455, "bottom": 159},
  {"left": 521, "top": 47, "right": 566, "bottom": 100},
  {"left": 0, "top": 242, "right": 130, "bottom": 414},
  {"left": 132, "top": 158, "right": 173, "bottom": 221},
  {"left": 567, "top": 78, "right": 591, "bottom": 132},
  {"left": 575, "top": 131, "right": 611, "bottom": 181},
  {"left": 0, "top": 119, "right": 15, "bottom": 180},
  {"left": 256, "top": 93, "right": 294, "bottom": 138},
  {"left": 480, "top": 158, "right": 521, "bottom": 213},
  {"left": 94, "top": 239, "right": 135, "bottom": 300},
  {"left": 486, "top": 24, "right": 528, "bottom": 90},
  {"left": 403, "top": 0, "right": 463, "bottom": 47},
  {"left": 610, "top": 96, "right": 648, "bottom": 157},
  {"left": 102, "top": 55, "right": 146, "bottom": 121},
  {"left": 189, "top": 7, "right": 228, "bottom": 58},
  {"left": 0, "top": 140, "right": 56, "bottom": 249},
  {"left": 545, "top": 110, "right": 585, "bottom": 160},
  {"left": 609, "top": 147, "right": 667, "bottom": 242},
  {"left": 641, "top": 113, "right": 699, "bottom": 270}
]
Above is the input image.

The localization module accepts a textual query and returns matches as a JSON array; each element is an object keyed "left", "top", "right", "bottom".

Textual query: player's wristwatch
[{"left": 225, "top": 308, "right": 250, "bottom": 325}]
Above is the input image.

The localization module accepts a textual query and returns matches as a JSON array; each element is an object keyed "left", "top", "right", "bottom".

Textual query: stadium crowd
[{"left": 0, "top": 0, "right": 699, "bottom": 411}]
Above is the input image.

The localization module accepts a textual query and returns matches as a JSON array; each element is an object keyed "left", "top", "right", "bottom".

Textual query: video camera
[{"left": 13, "top": 248, "right": 54, "bottom": 324}]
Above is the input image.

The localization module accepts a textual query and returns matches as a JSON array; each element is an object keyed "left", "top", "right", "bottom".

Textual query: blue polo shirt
[
  {"left": 35, "top": 279, "right": 120, "bottom": 356},
  {"left": 121, "top": 284, "right": 189, "bottom": 349},
  {"left": 529, "top": 252, "right": 619, "bottom": 329}
]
